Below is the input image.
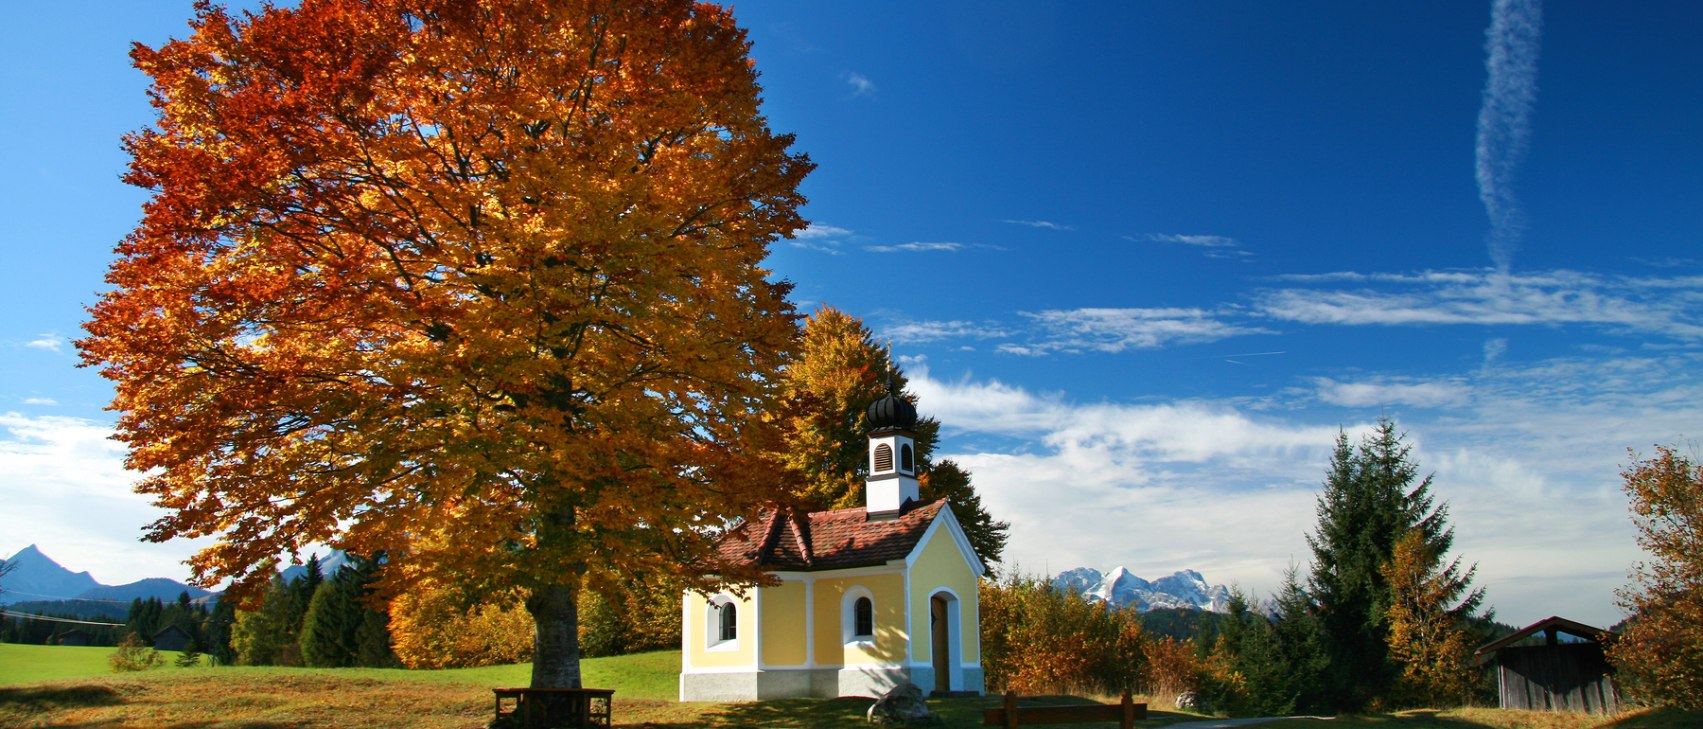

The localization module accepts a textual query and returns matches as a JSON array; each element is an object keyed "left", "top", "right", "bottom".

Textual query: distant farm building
[
  {"left": 56, "top": 629, "right": 91, "bottom": 647},
  {"left": 1476, "top": 616, "right": 1619, "bottom": 713},
  {"left": 152, "top": 624, "right": 193, "bottom": 652}
]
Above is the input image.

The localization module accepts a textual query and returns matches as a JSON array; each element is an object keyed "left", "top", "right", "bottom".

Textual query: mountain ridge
[
  {"left": 1051, "top": 566, "right": 1232, "bottom": 613},
  {"left": 2, "top": 545, "right": 209, "bottom": 606}
]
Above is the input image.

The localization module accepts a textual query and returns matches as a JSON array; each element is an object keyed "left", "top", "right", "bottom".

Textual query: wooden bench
[
  {"left": 983, "top": 690, "right": 1147, "bottom": 729},
  {"left": 492, "top": 687, "right": 614, "bottom": 729}
]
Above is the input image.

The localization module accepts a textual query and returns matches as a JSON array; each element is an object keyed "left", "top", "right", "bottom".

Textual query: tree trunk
[{"left": 528, "top": 581, "right": 583, "bottom": 689}]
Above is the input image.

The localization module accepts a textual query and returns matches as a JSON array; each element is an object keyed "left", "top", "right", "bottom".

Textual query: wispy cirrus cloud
[
  {"left": 1146, "top": 233, "right": 1239, "bottom": 248},
  {"left": 788, "top": 222, "right": 853, "bottom": 254},
  {"left": 1257, "top": 269, "right": 1703, "bottom": 339},
  {"left": 1476, "top": 0, "right": 1544, "bottom": 271},
  {"left": 1311, "top": 376, "right": 1472, "bottom": 409},
  {"left": 844, "top": 71, "right": 877, "bottom": 97},
  {"left": 999, "top": 307, "right": 1272, "bottom": 355},
  {"left": 21, "top": 398, "right": 58, "bottom": 407},
  {"left": 1004, "top": 219, "right": 1075, "bottom": 232},
  {"left": 864, "top": 241, "right": 1004, "bottom": 254},
  {"left": 25, "top": 334, "right": 64, "bottom": 352},
  {"left": 1140, "top": 233, "right": 1253, "bottom": 261},
  {"left": 878, "top": 318, "right": 1010, "bottom": 345}
]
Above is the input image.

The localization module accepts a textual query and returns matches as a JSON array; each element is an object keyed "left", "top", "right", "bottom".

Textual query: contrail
[{"left": 1475, "top": 0, "right": 1543, "bottom": 273}]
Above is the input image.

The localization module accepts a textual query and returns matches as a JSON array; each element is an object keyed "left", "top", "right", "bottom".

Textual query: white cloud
[
  {"left": 1146, "top": 233, "right": 1240, "bottom": 248},
  {"left": 21, "top": 397, "right": 58, "bottom": 406},
  {"left": 1257, "top": 269, "right": 1703, "bottom": 339},
  {"left": 0, "top": 412, "right": 212, "bottom": 586},
  {"left": 25, "top": 334, "right": 64, "bottom": 352},
  {"left": 864, "top": 241, "right": 969, "bottom": 253},
  {"left": 1312, "top": 377, "right": 1471, "bottom": 408},
  {"left": 1003, "top": 307, "right": 1272, "bottom": 354},
  {"left": 905, "top": 349, "right": 1691, "bottom": 627},
  {"left": 879, "top": 319, "right": 1009, "bottom": 345},
  {"left": 844, "top": 72, "right": 876, "bottom": 97},
  {"left": 1004, "top": 220, "right": 1075, "bottom": 232},
  {"left": 788, "top": 223, "right": 852, "bottom": 255}
]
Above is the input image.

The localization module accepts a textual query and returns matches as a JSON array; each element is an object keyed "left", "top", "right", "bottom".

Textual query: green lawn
[{"left": 2, "top": 643, "right": 1698, "bottom": 729}]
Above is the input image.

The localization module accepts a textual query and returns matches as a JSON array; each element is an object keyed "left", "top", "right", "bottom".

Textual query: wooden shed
[
  {"left": 152, "top": 624, "right": 193, "bottom": 652},
  {"left": 1476, "top": 616, "right": 1619, "bottom": 713}
]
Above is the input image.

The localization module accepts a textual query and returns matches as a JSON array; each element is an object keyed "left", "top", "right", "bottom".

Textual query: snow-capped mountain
[{"left": 1051, "top": 566, "right": 1231, "bottom": 613}]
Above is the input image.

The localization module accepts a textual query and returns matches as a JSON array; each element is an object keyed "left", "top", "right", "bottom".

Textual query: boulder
[
  {"left": 1174, "top": 691, "right": 1200, "bottom": 711},
  {"left": 866, "top": 682, "right": 938, "bottom": 725}
]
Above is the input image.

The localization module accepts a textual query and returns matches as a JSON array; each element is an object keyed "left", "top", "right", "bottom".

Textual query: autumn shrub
[
  {"left": 980, "top": 575, "right": 1146, "bottom": 696},
  {"left": 109, "top": 632, "right": 164, "bottom": 672},
  {"left": 1143, "top": 636, "right": 1207, "bottom": 698},
  {"left": 389, "top": 582, "right": 534, "bottom": 669},
  {"left": 579, "top": 573, "right": 683, "bottom": 658}
]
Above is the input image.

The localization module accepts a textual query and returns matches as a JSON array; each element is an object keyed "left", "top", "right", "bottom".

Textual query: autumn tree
[
  {"left": 1606, "top": 445, "right": 1703, "bottom": 709},
  {"left": 776, "top": 306, "right": 938, "bottom": 510},
  {"left": 1306, "top": 418, "right": 1481, "bottom": 710},
  {"left": 80, "top": 0, "right": 809, "bottom": 689},
  {"left": 775, "top": 306, "right": 1008, "bottom": 567},
  {"left": 1381, "top": 530, "right": 1479, "bottom": 707}
]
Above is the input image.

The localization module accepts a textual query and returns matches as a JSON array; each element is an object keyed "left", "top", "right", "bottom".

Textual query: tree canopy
[
  {"left": 1607, "top": 445, "right": 1703, "bottom": 708},
  {"left": 80, "top": 0, "right": 809, "bottom": 688}
]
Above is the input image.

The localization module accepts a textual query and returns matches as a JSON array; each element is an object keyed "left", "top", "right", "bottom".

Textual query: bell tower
[{"left": 865, "top": 379, "right": 920, "bottom": 517}]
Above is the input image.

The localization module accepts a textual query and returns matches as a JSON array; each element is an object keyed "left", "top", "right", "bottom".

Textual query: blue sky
[{"left": 2, "top": 1, "right": 1699, "bottom": 628}]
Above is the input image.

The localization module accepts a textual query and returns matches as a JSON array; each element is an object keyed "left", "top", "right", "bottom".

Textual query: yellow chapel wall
[
  {"left": 811, "top": 572, "right": 906, "bottom": 667},
  {"left": 759, "top": 579, "right": 808, "bottom": 667},
  {"left": 681, "top": 589, "right": 756, "bottom": 669},
  {"left": 907, "top": 525, "right": 981, "bottom": 665}
]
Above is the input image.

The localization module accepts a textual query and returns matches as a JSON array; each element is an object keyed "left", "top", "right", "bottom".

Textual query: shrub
[{"left": 110, "top": 633, "right": 163, "bottom": 672}]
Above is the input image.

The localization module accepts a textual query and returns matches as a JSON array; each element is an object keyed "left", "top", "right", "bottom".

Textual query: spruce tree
[
  {"left": 1306, "top": 417, "right": 1478, "bottom": 710},
  {"left": 300, "top": 567, "right": 361, "bottom": 667}
]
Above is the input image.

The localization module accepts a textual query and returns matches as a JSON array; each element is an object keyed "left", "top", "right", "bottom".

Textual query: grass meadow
[{"left": 3, "top": 643, "right": 1699, "bottom": 728}]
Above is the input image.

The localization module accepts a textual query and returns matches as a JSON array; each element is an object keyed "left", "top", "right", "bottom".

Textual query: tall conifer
[{"left": 1305, "top": 417, "right": 1480, "bottom": 710}]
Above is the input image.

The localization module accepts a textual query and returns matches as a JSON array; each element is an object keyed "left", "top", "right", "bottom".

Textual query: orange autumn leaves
[{"left": 81, "top": 0, "right": 810, "bottom": 612}]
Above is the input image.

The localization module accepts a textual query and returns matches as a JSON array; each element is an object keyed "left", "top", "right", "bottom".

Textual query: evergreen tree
[
  {"left": 300, "top": 567, "right": 363, "bottom": 667},
  {"left": 203, "top": 597, "right": 237, "bottom": 665},
  {"left": 1305, "top": 418, "right": 1481, "bottom": 710},
  {"left": 1269, "top": 567, "right": 1329, "bottom": 714},
  {"left": 301, "top": 555, "right": 396, "bottom": 668},
  {"left": 231, "top": 574, "right": 298, "bottom": 665}
]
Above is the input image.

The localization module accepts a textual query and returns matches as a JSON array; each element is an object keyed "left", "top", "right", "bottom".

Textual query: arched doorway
[{"left": 929, "top": 591, "right": 959, "bottom": 693}]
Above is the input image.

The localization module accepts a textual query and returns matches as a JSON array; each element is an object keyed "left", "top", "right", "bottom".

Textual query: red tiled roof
[{"left": 718, "top": 499, "right": 946, "bottom": 571}]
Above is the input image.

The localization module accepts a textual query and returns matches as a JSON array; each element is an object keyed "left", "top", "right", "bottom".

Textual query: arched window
[
  {"left": 842, "top": 586, "right": 876, "bottom": 644},
  {"left": 872, "top": 444, "right": 894, "bottom": 472},
  {"left": 900, "top": 444, "right": 914, "bottom": 473},
  {"left": 718, "top": 601, "right": 737, "bottom": 642},
  {"left": 854, "top": 597, "right": 874, "bottom": 637},
  {"left": 707, "top": 595, "right": 738, "bottom": 649}
]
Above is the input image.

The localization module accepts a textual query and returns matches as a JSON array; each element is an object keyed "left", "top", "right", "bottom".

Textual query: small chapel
[{"left": 678, "top": 387, "right": 987, "bottom": 701}]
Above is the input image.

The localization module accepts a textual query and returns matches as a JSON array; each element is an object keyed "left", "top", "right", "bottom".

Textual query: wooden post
[
  {"left": 1120, "top": 689, "right": 1134, "bottom": 729},
  {"left": 1004, "top": 691, "right": 1019, "bottom": 729}
]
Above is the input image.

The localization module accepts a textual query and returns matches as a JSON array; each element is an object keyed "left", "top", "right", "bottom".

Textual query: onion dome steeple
[
  {"left": 866, "top": 378, "right": 918, "bottom": 433},
  {"left": 864, "top": 374, "right": 919, "bottom": 517}
]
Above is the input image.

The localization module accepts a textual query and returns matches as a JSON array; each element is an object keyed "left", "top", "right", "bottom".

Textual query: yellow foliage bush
[{"left": 389, "top": 582, "right": 534, "bottom": 670}]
